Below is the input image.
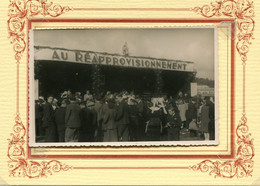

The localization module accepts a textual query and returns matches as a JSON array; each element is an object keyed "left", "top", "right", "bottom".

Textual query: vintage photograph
[{"left": 30, "top": 27, "right": 217, "bottom": 146}]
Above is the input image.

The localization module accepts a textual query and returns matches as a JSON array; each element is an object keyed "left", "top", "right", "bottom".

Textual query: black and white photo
[{"left": 29, "top": 27, "right": 218, "bottom": 146}]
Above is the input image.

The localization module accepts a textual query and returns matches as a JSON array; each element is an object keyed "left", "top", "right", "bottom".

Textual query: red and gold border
[
  {"left": 8, "top": 0, "right": 72, "bottom": 178},
  {"left": 7, "top": 0, "right": 254, "bottom": 179},
  {"left": 191, "top": 0, "right": 254, "bottom": 178}
]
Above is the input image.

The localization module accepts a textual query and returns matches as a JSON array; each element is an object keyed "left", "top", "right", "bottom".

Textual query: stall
[{"left": 34, "top": 46, "right": 195, "bottom": 98}]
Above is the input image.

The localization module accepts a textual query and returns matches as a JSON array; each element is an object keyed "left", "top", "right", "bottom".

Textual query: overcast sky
[{"left": 34, "top": 28, "right": 215, "bottom": 80}]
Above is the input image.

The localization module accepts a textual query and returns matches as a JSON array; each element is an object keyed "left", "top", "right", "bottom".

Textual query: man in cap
[
  {"left": 55, "top": 100, "right": 67, "bottom": 142},
  {"left": 94, "top": 94, "right": 104, "bottom": 142},
  {"left": 65, "top": 95, "right": 81, "bottom": 142},
  {"left": 165, "top": 106, "right": 182, "bottom": 141},
  {"left": 115, "top": 93, "right": 130, "bottom": 141},
  {"left": 102, "top": 98, "right": 118, "bottom": 142},
  {"left": 42, "top": 95, "right": 56, "bottom": 142},
  {"left": 186, "top": 97, "right": 198, "bottom": 130}
]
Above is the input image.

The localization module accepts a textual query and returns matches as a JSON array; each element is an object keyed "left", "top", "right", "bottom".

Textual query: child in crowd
[{"left": 165, "top": 106, "right": 181, "bottom": 141}]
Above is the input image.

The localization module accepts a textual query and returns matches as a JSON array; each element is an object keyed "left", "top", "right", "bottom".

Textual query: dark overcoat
[
  {"left": 115, "top": 101, "right": 130, "bottom": 125},
  {"left": 65, "top": 103, "right": 81, "bottom": 128},
  {"left": 42, "top": 102, "right": 55, "bottom": 128}
]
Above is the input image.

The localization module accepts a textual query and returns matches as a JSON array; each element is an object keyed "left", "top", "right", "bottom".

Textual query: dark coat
[
  {"left": 80, "top": 108, "right": 97, "bottom": 130},
  {"left": 35, "top": 102, "right": 43, "bottom": 120},
  {"left": 55, "top": 107, "right": 66, "bottom": 132},
  {"left": 186, "top": 102, "right": 197, "bottom": 122},
  {"left": 136, "top": 101, "right": 144, "bottom": 116},
  {"left": 207, "top": 101, "right": 215, "bottom": 140},
  {"left": 115, "top": 101, "right": 130, "bottom": 125},
  {"left": 147, "top": 108, "right": 164, "bottom": 123},
  {"left": 200, "top": 104, "right": 210, "bottom": 133},
  {"left": 166, "top": 113, "right": 182, "bottom": 129},
  {"left": 79, "top": 107, "right": 97, "bottom": 142},
  {"left": 207, "top": 102, "right": 215, "bottom": 121},
  {"left": 103, "top": 105, "right": 117, "bottom": 130},
  {"left": 101, "top": 101, "right": 115, "bottom": 129},
  {"left": 42, "top": 102, "right": 55, "bottom": 128},
  {"left": 94, "top": 101, "right": 103, "bottom": 126},
  {"left": 65, "top": 103, "right": 81, "bottom": 128}
]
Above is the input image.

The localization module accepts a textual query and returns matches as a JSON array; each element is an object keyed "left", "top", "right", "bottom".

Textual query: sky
[{"left": 34, "top": 28, "right": 215, "bottom": 80}]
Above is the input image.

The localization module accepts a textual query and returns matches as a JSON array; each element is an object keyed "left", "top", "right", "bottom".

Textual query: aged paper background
[{"left": 0, "top": 0, "right": 259, "bottom": 185}]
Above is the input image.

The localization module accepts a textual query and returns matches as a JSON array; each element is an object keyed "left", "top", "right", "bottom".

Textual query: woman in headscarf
[{"left": 145, "top": 98, "right": 166, "bottom": 141}]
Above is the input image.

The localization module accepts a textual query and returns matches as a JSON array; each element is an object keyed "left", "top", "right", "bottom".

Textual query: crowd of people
[{"left": 35, "top": 90, "right": 215, "bottom": 143}]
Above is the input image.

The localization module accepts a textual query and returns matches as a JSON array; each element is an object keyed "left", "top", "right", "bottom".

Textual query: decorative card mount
[{"left": 7, "top": 0, "right": 254, "bottom": 179}]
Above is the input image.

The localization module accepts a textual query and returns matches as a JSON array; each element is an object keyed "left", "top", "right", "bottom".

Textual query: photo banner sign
[
  {"left": 197, "top": 85, "right": 214, "bottom": 96},
  {"left": 34, "top": 46, "right": 194, "bottom": 72}
]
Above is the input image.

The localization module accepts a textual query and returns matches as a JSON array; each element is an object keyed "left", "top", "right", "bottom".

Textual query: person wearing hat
[
  {"left": 198, "top": 98, "right": 210, "bottom": 140},
  {"left": 205, "top": 96, "right": 215, "bottom": 140},
  {"left": 165, "top": 106, "right": 182, "bottom": 141},
  {"left": 102, "top": 98, "right": 118, "bottom": 142},
  {"left": 79, "top": 100, "right": 97, "bottom": 142},
  {"left": 42, "top": 96, "right": 56, "bottom": 142},
  {"left": 65, "top": 95, "right": 81, "bottom": 142},
  {"left": 128, "top": 94, "right": 139, "bottom": 141},
  {"left": 93, "top": 94, "right": 105, "bottom": 142},
  {"left": 87, "top": 100, "right": 97, "bottom": 141},
  {"left": 135, "top": 95, "right": 145, "bottom": 141},
  {"left": 38, "top": 96, "right": 46, "bottom": 136},
  {"left": 35, "top": 100, "right": 42, "bottom": 138},
  {"left": 52, "top": 98, "right": 59, "bottom": 111},
  {"left": 186, "top": 97, "right": 198, "bottom": 130},
  {"left": 115, "top": 94, "right": 130, "bottom": 141},
  {"left": 55, "top": 100, "right": 67, "bottom": 142}
]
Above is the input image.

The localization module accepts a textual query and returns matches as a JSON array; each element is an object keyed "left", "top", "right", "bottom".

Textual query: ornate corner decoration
[
  {"left": 191, "top": 114, "right": 254, "bottom": 178},
  {"left": 192, "top": 0, "right": 255, "bottom": 64},
  {"left": 8, "top": 114, "right": 72, "bottom": 178},
  {"left": 8, "top": 0, "right": 72, "bottom": 62},
  {"left": 191, "top": 0, "right": 255, "bottom": 178},
  {"left": 8, "top": 0, "right": 72, "bottom": 178}
]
